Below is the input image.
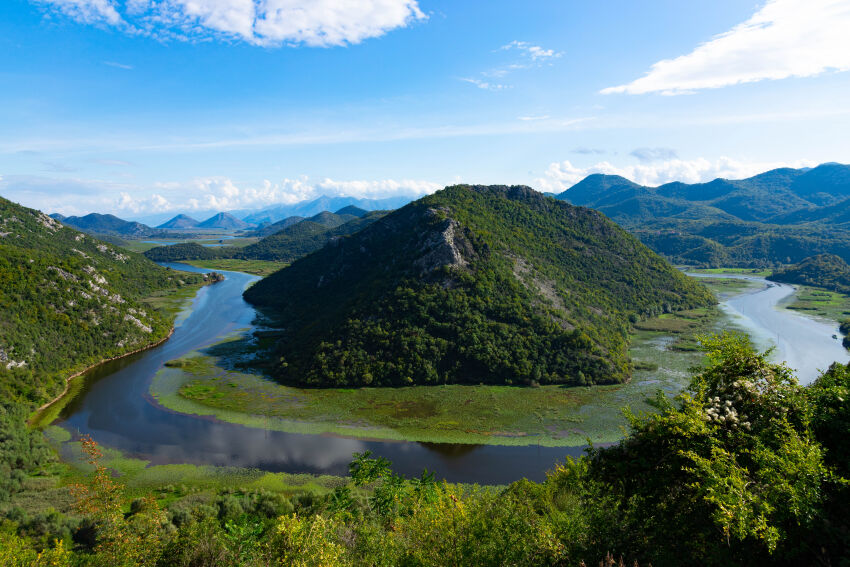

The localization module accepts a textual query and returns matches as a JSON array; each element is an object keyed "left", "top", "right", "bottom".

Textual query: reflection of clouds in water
[
  {"left": 59, "top": 263, "right": 578, "bottom": 483},
  {"left": 142, "top": 425, "right": 367, "bottom": 472}
]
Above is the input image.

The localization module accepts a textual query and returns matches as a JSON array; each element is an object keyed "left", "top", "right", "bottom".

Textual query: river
[
  {"left": 54, "top": 268, "right": 848, "bottom": 483},
  {"left": 56, "top": 263, "right": 581, "bottom": 484},
  {"left": 688, "top": 274, "right": 850, "bottom": 385}
]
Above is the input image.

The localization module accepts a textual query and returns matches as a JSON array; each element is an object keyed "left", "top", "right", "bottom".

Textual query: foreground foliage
[{"left": 3, "top": 334, "right": 848, "bottom": 565}]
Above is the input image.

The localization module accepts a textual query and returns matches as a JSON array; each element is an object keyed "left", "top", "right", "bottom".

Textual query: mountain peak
[
  {"left": 197, "top": 212, "right": 251, "bottom": 230},
  {"left": 157, "top": 214, "right": 200, "bottom": 229},
  {"left": 244, "top": 184, "right": 712, "bottom": 388}
]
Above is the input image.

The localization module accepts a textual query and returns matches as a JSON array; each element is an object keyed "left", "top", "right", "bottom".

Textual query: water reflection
[
  {"left": 688, "top": 274, "right": 850, "bottom": 384},
  {"left": 57, "top": 263, "right": 580, "bottom": 484}
]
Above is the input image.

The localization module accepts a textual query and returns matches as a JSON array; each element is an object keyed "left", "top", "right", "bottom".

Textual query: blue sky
[{"left": 1, "top": 0, "right": 849, "bottom": 219}]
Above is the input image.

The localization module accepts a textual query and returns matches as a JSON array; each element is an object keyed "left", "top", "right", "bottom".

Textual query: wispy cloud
[
  {"left": 460, "top": 77, "right": 509, "bottom": 91},
  {"left": 91, "top": 158, "right": 133, "bottom": 166},
  {"left": 517, "top": 115, "right": 550, "bottom": 121},
  {"left": 462, "top": 39, "right": 561, "bottom": 90},
  {"left": 571, "top": 147, "right": 606, "bottom": 155},
  {"left": 630, "top": 147, "right": 678, "bottom": 163},
  {"left": 0, "top": 173, "right": 442, "bottom": 216},
  {"left": 499, "top": 40, "right": 561, "bottom": 62},
  {"left": 537, "top": 156, "right": 817, "bottom": 192},
  {"left": 103, "top": 60, "right": 133, "bottom": 70},
  {"left": 31, "top": 0, "right": 426, "bottom": 47},
  {"left": 0, "top": 116, "right": 596, "bottom": 155},
  {"left": 603, "top": 0, "right": 850, "bottom": 95},
  {"left": 41, "top": 161, "right": 77, "bottom": 173}
]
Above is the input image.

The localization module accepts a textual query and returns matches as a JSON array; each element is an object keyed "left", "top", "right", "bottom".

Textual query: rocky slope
[
  {"left": 0, "top": 196, "right": 204, "bottom": 407},
  {"left": 245, "top": 185, "right": 713, "bottom": 388}
]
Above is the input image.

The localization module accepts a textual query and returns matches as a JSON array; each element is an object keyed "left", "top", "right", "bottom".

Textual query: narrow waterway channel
[
  {"left": 56, "top": 263, "right": 581, "bottom": 484},
  {"left": 688, "top": 273, "right": 850, "bottom": 385},
  {"left": 54, "top": 267, "right": 849, "bottom": 483}
]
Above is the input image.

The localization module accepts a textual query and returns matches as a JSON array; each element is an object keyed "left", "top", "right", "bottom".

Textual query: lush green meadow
[{"left": 780, "top": 285, "right": 850, "bottom": 320}]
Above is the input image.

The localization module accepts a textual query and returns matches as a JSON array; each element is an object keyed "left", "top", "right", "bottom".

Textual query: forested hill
[
  {"left": 557, "top": 163, "right": 850, "bottom": 267},
  {"left": 237, "top": 210, "right": 387, "bottom": 261},
  {"left": 768, "top": 254, "right": 850, "bottom": 294},
  {"left": 50, "top": 212, "right": 159, "bottom": 238},
  {"left": 244, "top": 185, "right": 713, "bottom": 388},
  {"left": 0, "top": 196, "right": 204, "bottom": 409}
]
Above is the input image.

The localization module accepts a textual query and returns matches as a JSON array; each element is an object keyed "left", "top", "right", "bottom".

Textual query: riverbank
[
  {"left": 150, "top": 306, "right": 718, "bottom": 447},
  {"left": 28, "top": 329, "right": 176, "bottom": 429},
  {"left": 184, "top": 258, "right": 287, "bottom": 276},
  {"left": 150, "top": 271, "right": 850, "bottom": 446},
  {"left": 29, "top": 277, "right": 211, "bottom": 429}
]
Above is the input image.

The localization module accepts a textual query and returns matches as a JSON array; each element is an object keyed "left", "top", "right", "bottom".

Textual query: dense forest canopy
[
  {"left": 244, "top": 184, "right": 713, "bottom": 388},
  {"left": 0, "top": 196, "right": 204, "bottom": 408},
  {"left": 768, "top": 253, "right": 850, "bottom": 294},
  {"left": 558, "top": 163, "right": 850, "bottom": 267}
]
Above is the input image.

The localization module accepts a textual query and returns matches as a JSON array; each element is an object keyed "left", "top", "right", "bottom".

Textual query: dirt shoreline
[{"left": 28, "top": 327, "right": 175, "bottom": 427}]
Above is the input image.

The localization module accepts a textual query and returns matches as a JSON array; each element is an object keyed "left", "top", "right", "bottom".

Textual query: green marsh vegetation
[
  {"left": 184, "top": 259, "right": 287, "bottom": 277},
  {"left": 149, "top": 304, "right": 720, "bottom": 446},
  {"left": 4, "top": 334, "right": 850, "bottom": 565}
]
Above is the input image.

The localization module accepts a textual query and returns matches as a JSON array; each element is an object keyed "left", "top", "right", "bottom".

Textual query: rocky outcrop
[{"left": 413, "top": 211, "right": 476, "bottom": 275}]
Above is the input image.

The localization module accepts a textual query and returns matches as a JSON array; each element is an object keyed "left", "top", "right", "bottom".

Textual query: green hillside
[
  {"left": 244, "top": 185, "right": 713, "bottom": 388},
  {"left": 558, "top": 163, "right": 850, "bottom": 267},
  {"left": 768, "top": 254, "right": 850, "bottom": 294},
  {"left": 0, "top": 196, "right": 205, "bottom": 409}
]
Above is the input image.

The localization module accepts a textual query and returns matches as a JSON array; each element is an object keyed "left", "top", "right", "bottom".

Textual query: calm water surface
[
  {"left": 689, "top": 274, "right": 850, "bottom": 385},
  {"left": 57, "top": 263, "right": 581, "bottom": 484},
  {"left": 56, "top": 269, "right": 848, "bottom": 483}
]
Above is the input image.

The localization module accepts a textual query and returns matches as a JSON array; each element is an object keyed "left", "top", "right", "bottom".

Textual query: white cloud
[
  {"left": 0, "top": 173, "right": 441, "bottom": 216},
  {"left": 517, "top": 115, "right": 550, "bottom": 121},
  {"left": 31, "top": 0, "right": 426, "bottom": 47},
  {"left": 35, "top": 0, "right": 123, "bottom": 25},
  {"left": 537, "top": 157, "right": 818, "bottom": 193},
  {"left": 500, "top": 40, "right": 561, "bottom": 62},
  {"left": 603, "top": 0, "right": 850, "bottom": 95},
  {"left": 459, "top": 77, "right": 509, "bottom": 91}
]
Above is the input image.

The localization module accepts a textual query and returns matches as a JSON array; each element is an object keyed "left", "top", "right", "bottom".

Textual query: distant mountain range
[
  {"left": 156, "top": 212, "right": 253, "bottom": 230},
  {"left": 558, "top": 163, "right": 850, "bottom": 224},
  {"left": 557, "top": 163, "right": 850, "bottom": 267},
  {"left": 241, "top": 195, "right": 413, "bottom": 225},
  {"left": 55, "top": 196, "right": 410, "bottom": 235},
  {"left": 196, "top": 212, "right": 252, "bottom": 230},
  {"left": 144, "top": 208, "right": 389, "bottom": 264}
]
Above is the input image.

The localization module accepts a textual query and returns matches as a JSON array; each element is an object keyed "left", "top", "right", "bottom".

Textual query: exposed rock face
[{"left": 413, "top": 211, "right": 475, "bottom": 275}]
